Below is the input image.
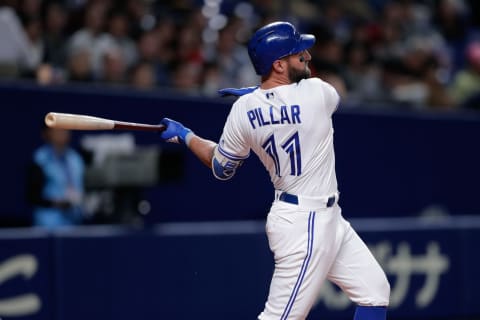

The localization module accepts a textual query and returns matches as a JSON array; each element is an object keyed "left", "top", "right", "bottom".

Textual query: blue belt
[{"left": 278, "top": 192, "right": 336, "bottom": 207}]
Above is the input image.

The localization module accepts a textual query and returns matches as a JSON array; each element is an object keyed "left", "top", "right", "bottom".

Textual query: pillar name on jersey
[{"left": 247, "top": 105, "right": 301, "bottom": 129}]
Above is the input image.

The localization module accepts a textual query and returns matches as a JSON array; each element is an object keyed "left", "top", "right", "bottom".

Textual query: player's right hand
[{"left": 159, "top": 118, "right": 193, "bottom": 144}]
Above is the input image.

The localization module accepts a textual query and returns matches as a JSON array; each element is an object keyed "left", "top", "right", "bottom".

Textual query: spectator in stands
[
  {"left": 153, "top": 18, "right": 176, "bottom": 75},
  {"left": 432, "top": 0, "right": 474, "bottom": 76},
  {"left": 67, "top": 47, "right": 93, "bottom": 82},
  {"left": 18, "top": 0, "right": 40, "bottom": 20},
  {"left": 97, "top": 9, "right": 138, "bottom": 71},
  {"left": 422, "top": 54, "right": 455, "bottom": 109},
  {"left": 342, "top": 40, "right": 383, "bottom": 106},
  {"left": 137, "top": 29, "right": 171, "bottom": 86},
  {"left": 21, "top": 14, "right": 44, "bottom": 77},
  {"left": 200, "top": 62, "right": 222, "bottom": 96},
  {"left": 104, "top": 10, "right": 138, "bottom": 68},
  {"left": 129, "top": 61, "right": 156, "bottom": 90},
  {"left": 0, "top": 3, "right": 39, "bottom": 77},
  {"left": 126, "top": 0, "right": 155, "bottom": 38},
  {"left": 100, "top": 47, "right": 127, "bottom": 84},
  {"left": 449, "top": 40, "right": 480, "bottom": 108},
  {"left": 136, "top": 29, "right": 159, "bottom": 64},
  {"left": 171, "top": 60, "right": 202, "bottom": 94},
  {"left": 67, "top": 1, "right": 109, "bottom": 79},
  {"left": 203, "top": 19, "right": 258, "bottom": 89},
  {"left": 1, "top": 0, "right": 480, "bottom": 111},
  {"left": 318, "top": 1, "right": 352, "bottom": 44},
  {"left": 309, "top": 25, "right": 348, "bottom": 99},
  {"left": 175, "top": 23, "right": 204, "bottom": 66},
  {"left": 402, "top": 39, "right": 454, "bottom": 109},
  {"left": 42, "top": 2, "right": 69, "bottom": 69},
  {"left": 27, "top": 124, "right": 85, "bottom": 228}
]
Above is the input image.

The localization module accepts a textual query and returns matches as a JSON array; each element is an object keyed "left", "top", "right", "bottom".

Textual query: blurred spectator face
[
  {"left": 68, "top": 50, "right": 92, "bottom": 81},
  {"left": 383, "top": 1, "right": 405, "bottom": 25},
  {"left": 102, "top": 49, "right": 126, "bottom": 83},
  {"left": 108, "top": 12, "right": 129, "bottom": 38},
  {"left": 126, "top": 0, "right": 146, "bottom": 20},
  {"left": 138, "top": 31, "right": 159, "bottom": 61},
  {"left": 24, "top": 16, "right": 42, "bottom": 42},
  {"left": 172, "top": 62, "right": 202, "bottom": 91},
  {"left": 85, "top": 3, "right": 106, "bottom": 33},
  {"left": 155, "top": 19, "right": 175, "bottom": 44},
  {"left": 350, "top": 22, "right": 369, "bottom": 44},
  {"left": 201, "top": 63, "right": 221, "bottom": 95},
  {"left": 467, "top": 42, "right": 480, "bottom": 72},
  {"left": 20, "top": 0, "right": 41, "bottom": 18},
  {"left": 130, "top": 62, "right": 155, "bottom": 89},
  {"left": 434, "top": 0, "right": 467, "bottom": 42},
  {"left": 438, "top": 0, "right": 463, "bottom": 23},
  {"left": 188, "top": 9, "right": 207, "bottom": 30},
  {"left": 217, "top": 26, "right": 237, "bottom": 54},
  {"left": 347, "top": 45, "right": 368, "bottom": 69},
  {"left": 43, "top": 127, "right": 71, "bottom": 152},
  {"left": 382, "top": 22, "right": 401, "bottom": 44},
  {"left": 321, "top": 40, "right": 343, "bottom": 65},
  {"left": 404, "top": 48, "right": 430, "bottom": 75},
  {"left": 153, "top": 22, "right": 175, "bottom": 64},
  {"left": 45, "top": 3, "right": 67, "bottom": 35},
  {"left": 324, "top": 3, "right": 343, "bottom": 24},
  {"left": 177, "top": 26, "right": 202, "bottom": 60}
]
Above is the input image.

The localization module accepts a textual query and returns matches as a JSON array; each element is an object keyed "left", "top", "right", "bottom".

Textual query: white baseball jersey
[
  {"left": 218, "top": 77, "right": 339, "bottom": 197},
  {"left": 217, "top": 77, "right": 390, "bottom": 320}
]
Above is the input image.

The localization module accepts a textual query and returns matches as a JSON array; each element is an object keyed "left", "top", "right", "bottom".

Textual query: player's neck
[{"left": 260, "top": 73, "right": 291, "bottom": 89}]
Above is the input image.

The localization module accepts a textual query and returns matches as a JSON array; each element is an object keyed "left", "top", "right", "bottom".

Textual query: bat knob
[{"left": 45, "top": 112, "right": 56, "bottom": 127}]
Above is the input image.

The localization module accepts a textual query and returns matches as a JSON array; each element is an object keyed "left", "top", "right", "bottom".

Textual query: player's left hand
[{"left": 159, "top": 118, "right": 193, "bottom": 144}]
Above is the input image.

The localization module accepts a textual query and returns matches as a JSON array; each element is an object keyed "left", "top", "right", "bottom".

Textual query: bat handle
[{"left": 113, "top": 121, "right": 166, "bottom": 132}]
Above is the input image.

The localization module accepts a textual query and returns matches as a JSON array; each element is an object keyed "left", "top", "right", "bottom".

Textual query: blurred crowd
[{"left": 1, "top": 0, "right": 480, "bottom": 110}]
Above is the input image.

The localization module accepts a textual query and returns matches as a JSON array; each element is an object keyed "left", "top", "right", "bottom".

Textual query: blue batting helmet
[{"left": 248, "top": 21, "right": 316, "bottom": 76}]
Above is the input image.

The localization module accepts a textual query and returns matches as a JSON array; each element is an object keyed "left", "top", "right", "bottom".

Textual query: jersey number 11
[{"left": 262, "top": 131, "right": 302, "bottom": 177}]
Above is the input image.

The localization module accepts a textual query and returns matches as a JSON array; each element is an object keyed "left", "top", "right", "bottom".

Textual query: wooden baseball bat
[{"left": 44, "top": 112, "right": 166, "bottom": 132}]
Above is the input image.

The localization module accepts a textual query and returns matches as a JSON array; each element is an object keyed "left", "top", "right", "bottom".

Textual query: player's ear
[{"left": 272, "top": 59, "right": 286, "bottom": 74}]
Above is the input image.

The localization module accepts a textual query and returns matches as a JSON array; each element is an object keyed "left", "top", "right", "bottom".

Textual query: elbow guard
[{"left": 211, "top": 146, "right": 245, "bottom": 181}]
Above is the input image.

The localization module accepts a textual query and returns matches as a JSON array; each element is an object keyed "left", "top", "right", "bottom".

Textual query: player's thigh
[
  {"left": 261, "top": 204, "right": 342, "bottom": 320},
  {"left": 265, "top": 201, "right": 312, "bottom": 259},
  {"left": 326, "top": 219, "right": 390, "bottom": 306}
]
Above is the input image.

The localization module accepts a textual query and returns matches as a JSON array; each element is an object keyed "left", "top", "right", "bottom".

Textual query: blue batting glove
[{"left": 160, "top": 118, "right": 193, "bottom": 145}]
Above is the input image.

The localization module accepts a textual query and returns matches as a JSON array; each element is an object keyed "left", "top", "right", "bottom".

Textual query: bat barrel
[
  {"left": 45, "top": 112, "right": 115, "bottom": 130},
  {"left": 45, "top": 112, "right": 165, "bottom": 132}
]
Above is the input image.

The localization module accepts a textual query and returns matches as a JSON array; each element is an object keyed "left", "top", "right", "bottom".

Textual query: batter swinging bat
[{"left": 44, "top": 112, "right": 166, "bottom": 132}]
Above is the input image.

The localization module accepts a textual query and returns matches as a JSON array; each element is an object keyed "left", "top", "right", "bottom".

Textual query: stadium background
[{"left": 1, "top": 0, "right": 480, "bottom": 319}]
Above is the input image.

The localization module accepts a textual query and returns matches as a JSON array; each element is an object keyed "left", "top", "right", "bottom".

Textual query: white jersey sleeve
[
  {"left": 217, "top": 101, "right": 251, "bottom": 161},
  {"left": 323, "top": 81, "right": 340, "bottom": 115}
]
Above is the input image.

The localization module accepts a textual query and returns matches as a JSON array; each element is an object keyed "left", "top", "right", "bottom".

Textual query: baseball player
[{"left": 159, "top": 21, "right": 390, "bottom": 320}]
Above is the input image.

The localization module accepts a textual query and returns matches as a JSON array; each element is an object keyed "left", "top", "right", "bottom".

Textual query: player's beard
[{"left": 288, "top": 64, "right": 311, "bottom": 83}]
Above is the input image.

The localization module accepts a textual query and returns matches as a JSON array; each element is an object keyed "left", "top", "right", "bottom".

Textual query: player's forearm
[{"left": 187, "top": 134, "right": 217, "bottom": 168}]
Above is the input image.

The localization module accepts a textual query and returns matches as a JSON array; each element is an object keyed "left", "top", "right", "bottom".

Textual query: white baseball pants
[{"left": 258, "top": 199, "right": 390, "bottom": 320}]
